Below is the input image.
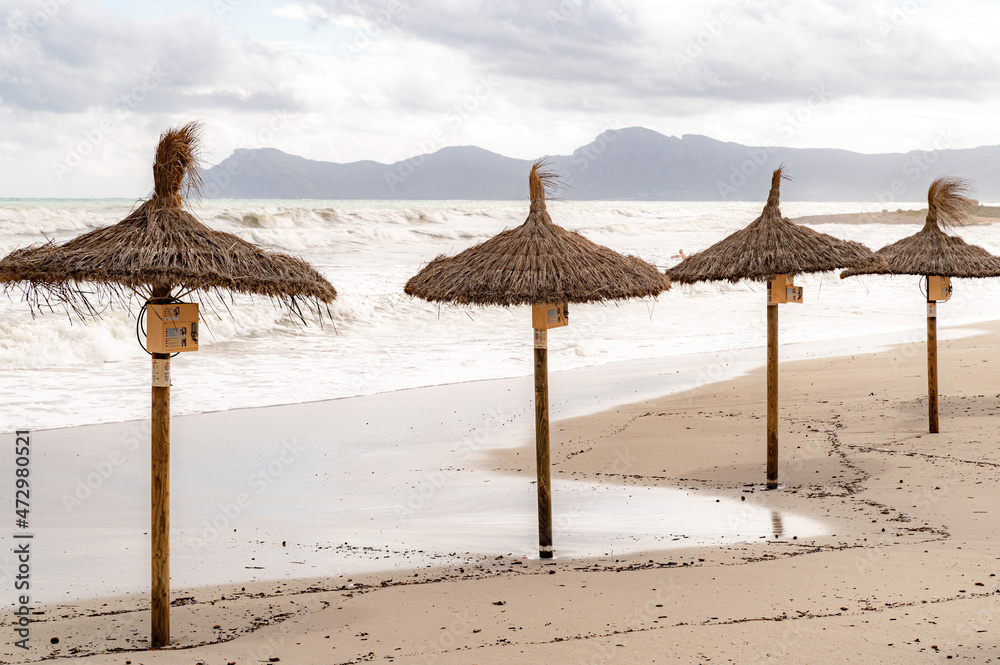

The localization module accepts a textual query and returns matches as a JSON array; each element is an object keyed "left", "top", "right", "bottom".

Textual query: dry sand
[{"left": 8, "top": 322, "right": 1000, "bottom": 663}]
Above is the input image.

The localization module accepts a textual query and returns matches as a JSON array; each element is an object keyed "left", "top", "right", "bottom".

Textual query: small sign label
[
  {"left": 164, "top": 326, "right": 193, "bottom": 348},
  {"left": 770, "top": 275, "right": 803, "bottom": 304},
  {"left": 927, "top": 302, "right": 937, "bottom": 318},
  {"left": 533, "top": 328, "right": 547, "bottom": 349},
  {"left": 146, "top": 303, "right": 199, "bottom": 353},
  {"left": 532, "top": 303, "right": 568, "bottom": 330},
  {"left": 152, "top": 358, "right": 170, "bottom": 387}
]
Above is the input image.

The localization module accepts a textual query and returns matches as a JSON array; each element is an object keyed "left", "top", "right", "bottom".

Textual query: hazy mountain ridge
[{"left": 202, "top": 127, "right": 1000, "bottom": 202}]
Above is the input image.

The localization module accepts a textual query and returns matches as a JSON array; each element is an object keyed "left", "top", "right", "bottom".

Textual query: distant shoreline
[{"left": 793, "top": 205, "right": 1000, "bottom": 226}]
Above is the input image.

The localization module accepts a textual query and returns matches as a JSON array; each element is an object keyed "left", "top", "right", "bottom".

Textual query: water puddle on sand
[
  {"left": 26, "top": 364, "right": 833, "bottom": 604},
  {"left": 34, "top": 476, "right": 823, "bottom": 603}
]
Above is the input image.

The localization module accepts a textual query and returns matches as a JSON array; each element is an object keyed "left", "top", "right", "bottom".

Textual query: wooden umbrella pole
[
  {"left": 150, "top": 290, "right": 171, "bottom": 647},
  {"left": 533, "top": 327, "right": 553, "bottom": 558},
  {"left": 927, "top": 294, "right": 939, "bottom": 434},
  {"left": 766, "top": 301, "right": 779, "bottom": 489}
]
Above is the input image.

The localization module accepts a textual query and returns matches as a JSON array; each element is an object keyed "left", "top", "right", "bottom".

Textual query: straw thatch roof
[
  {"left": 841, "top": 177, "right": 1000, "bottom": 279},
  {"left": 667, "top": 168, "right": 881, "bottom": 284},
  {"left": 0, "top": 122, "right": 336, "bottom": 316},
  {"left": 404, "top": 161, "right": 669, "bottom": 306}
]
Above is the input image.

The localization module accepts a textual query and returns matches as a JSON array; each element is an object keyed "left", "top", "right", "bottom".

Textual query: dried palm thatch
[
  {"left": 405, "top": 161, "right": 669, "bottom": 305},
  {"left": 0, "top": 122, "right": 336, "bottom": 318},
  {"left": 668, "top": 168, "right": 880, "bottom": 284},
  {"left": 841, "top": 176, "right": 1000, "bottom": 279}
]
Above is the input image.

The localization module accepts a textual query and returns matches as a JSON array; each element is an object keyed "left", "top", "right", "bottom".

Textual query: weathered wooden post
[
  {"left": 0, "top": 123, "right": 336, "bottom": 647},
  {"left": 532, "top": 323, "right": 553, "bottom": 557},
  {"left": 669, "top": 167, "right": 880, "bottom": 487},
  {"left": 764, "top": 274, "right": 801, "bottom": 488},
  {"left": 150, "top": 345, "right": 170, "bottom": 646},
  {"left": 146, "top": 293, "right": 201, "bottom": 646},
  {"left": 926, "top": 292, "right": 939, "bottom": 434},
  {"left": 766, "top": 298, "right": 779, "bottom": 488},
  {"left": 406, "top": 161, "right": 668, "bottom": 558},
  {"left": 842, "top": 178, "right": 1000, "bottom": 434},
  {"left": 148, "top": 287, "right": 172, "bottom": 646},
  {"left": 530, "top": 303, "right": 568, "bottom": 557}
]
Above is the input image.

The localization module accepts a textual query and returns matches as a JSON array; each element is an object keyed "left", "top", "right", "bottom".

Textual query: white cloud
[{"left": 266, "top": 2, "right": 333, "bottom": 22}]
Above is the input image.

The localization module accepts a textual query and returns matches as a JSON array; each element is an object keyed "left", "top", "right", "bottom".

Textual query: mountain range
[{"left": 201, "top": 127, "right": 1000, "bottom": 202}]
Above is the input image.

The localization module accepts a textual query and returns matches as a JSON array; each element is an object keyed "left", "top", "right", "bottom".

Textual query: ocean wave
[
  {"left": 0, "top": 204, "right": 125, "bottom": 238},
  {"left": 0, "top": 296, "right": 298, "bottom": 371},
  {"left": 240, "top": 211, "right": 280, "bottom": 228},
  {"left": 10, "top": 198, "right": 999, "bottom": 432}
]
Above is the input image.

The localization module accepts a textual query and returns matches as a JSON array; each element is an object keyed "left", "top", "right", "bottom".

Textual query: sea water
[
  {"left": 2, "top": 198, "right": 1000, "bottom": 433},
  {"left": 7, "top": 198, "right": 1000, "bottom": 599}
]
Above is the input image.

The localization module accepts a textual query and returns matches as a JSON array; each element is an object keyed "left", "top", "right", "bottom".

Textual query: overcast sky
[{"left": 2, "top": 0, "right": 998, "bottom": 197}]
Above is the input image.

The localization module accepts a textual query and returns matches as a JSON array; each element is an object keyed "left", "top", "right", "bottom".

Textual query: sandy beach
[
  {"left": 5, "top": 321, "right": 1000, "bottom": 663},
  {"left": 8, "top": 1, "right": 1000, "bottom": 662},
  {"left": 792, "top": 205, "right": 1000, "bottom": 227}
]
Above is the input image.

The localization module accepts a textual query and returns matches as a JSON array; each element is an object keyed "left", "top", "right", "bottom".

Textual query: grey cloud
[
  {"left": 315, "top": 0, "right": 644, "bottom": 84},
  {"left": 303, "top": 0, "right": 1000, "bottom": 108},
  {"left": 0, "top": 0, "right": 302, "bottom": 114}
]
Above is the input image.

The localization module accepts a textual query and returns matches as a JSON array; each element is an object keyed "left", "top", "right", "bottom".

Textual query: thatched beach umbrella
[
  {"left": 0, "top": 123, "right": 336, "bottom": 647},
  {"left": 668, "top": 167, "right": 881, "bottom": 489},
  {"left": 405, "top": 161, "right": 669, "bottom": 558},
  {"left": 841, "top": 177, "right": 1000, "bottom": 433}
]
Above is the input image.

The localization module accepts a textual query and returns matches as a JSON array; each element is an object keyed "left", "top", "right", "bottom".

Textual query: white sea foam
[{"left": 3, "top": 198, "right": 1000, "bottom": 432}]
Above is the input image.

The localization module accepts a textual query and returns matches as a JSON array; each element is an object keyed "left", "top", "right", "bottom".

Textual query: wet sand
[{"left": 6, "top": 322, "right": 1000, "bottom": 663}]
